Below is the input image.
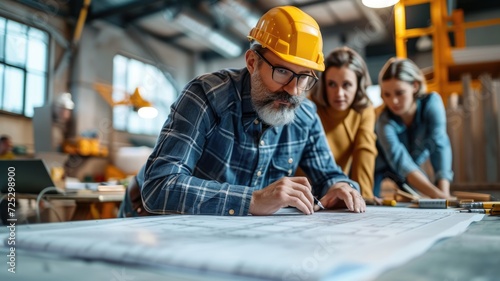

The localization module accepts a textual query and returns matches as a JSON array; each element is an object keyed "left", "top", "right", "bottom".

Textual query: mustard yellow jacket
[{"left": 316, "top": 105, "right": 378, "bottom": 199}]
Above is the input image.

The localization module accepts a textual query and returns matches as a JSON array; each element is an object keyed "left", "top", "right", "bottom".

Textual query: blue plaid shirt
[{"left": 140, "top": 68, "right": 358, "bottom": 216}]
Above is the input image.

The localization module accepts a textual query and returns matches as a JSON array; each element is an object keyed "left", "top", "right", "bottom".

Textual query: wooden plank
[
  {"left": 447, "top": 94, "right": 465, "bottom": 182},
  {"left": 461, "top": 74, "right": 475, "bottom": 181},
  {"left": 452, "top": 182, "right": 500, "bottom": 191},
  {"left": 494, "top": 79, "right": 500, "bottom": 179},
  {"left": 480, "top": 74, "right": 498, "bottom": 182},
  {"left": 452, "top": 191, "right": 491, "bottom": 201}
]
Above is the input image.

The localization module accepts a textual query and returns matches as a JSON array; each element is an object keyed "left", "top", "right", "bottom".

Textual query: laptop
[{"left": 0, "top": 159, "right": 61, "bottom": 194}]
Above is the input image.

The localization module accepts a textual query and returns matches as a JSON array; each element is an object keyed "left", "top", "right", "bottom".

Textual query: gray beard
[
  {"left": 250, "top": 70, "right": 304, "bottom": 127},
  {"left": 254, "top": 102, "right": 295, "bottom": 127}
]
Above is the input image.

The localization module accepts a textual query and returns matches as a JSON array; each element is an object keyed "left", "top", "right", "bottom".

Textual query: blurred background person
[
  {"left": 1, "top": 134, "right": 15, "bottom": 225},
  {"left": 374, "top": 57, "right": 453, "bottom": 199},
  {"left": 52, "top": 92, "right": 75, "bottom": 152},
  {"left": 0, "top": 135, "right": 15, "bottom": 160}
]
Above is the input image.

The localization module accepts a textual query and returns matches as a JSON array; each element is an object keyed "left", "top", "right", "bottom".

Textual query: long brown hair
[{"left": 310, "top": 46, "right": 372, "bottom": 112}]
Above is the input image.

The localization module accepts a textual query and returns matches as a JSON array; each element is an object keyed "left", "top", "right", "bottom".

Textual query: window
[
  {"left": 112, "top": 54, "right": 177, "bottom": 135},
  {"left": 0, "top": 17, "right": 49, "bottom": 117}
]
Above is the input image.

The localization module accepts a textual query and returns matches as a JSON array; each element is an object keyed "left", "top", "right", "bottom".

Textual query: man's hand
[
  {"left": 249, "top": 177, "right": 314, "bottom": 215},
  {"left": 317, "top": 182, "right": 366, "bottom": 213}
]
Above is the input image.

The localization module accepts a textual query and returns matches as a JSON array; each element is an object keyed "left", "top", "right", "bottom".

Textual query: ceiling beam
[
  {"left": 294, "top": 0, "right": 344, "bottom": 9},
  {"left": 88, "top": 0, "right": 169, "bottom": 21},
  {"left": 123, "top": 1, "right": 181, "bottom": 23},
  {"left": 16, "top": 0, "right": 70, "bottom": 18},
  {"left": 321, "top": 18, "right": 371, "bottom": 36}
]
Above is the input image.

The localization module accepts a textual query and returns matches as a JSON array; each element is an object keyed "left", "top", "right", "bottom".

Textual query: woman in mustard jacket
[{"left": 310, "top": 47, "right": 378, "bottom": 201}]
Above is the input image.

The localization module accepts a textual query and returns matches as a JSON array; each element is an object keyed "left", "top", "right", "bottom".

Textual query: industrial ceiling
[{"left": 14, "top": 0, "right": 500, "bottom": 60}]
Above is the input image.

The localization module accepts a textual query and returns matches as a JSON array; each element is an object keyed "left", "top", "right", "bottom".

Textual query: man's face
[{"left": 249, "top": 51, "right": 309, "bottom": 127}]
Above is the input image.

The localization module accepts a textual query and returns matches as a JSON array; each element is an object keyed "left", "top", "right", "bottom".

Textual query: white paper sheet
[{"left": 2, "top": 207, "right": 482, "bottom": 281}]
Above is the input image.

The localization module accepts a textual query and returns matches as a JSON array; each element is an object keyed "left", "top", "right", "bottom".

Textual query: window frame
[
  {"left": 0, "top": 16, "right": 50, "bottom": 118},
  {"left": 112, "top": 53, "right": 177, "bottom": 136}
]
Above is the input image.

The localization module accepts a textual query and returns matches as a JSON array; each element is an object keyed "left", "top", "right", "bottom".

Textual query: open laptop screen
[{"left": 0, "top": 159, "right": 59, "bottom": 194}]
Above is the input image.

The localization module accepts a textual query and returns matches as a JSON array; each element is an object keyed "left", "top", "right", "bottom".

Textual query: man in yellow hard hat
[{"left": 121, "top": 6, "right": 365, "bottom": 217}]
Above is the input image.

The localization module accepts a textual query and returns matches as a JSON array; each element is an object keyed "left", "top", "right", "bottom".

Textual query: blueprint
[{"left": 3, "top": 207, "right": 482, "bottom": 281}]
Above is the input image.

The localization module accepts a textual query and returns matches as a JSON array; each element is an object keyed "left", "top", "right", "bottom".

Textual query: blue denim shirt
[
  {"left": 375, "top": 93, "right": 454, "bottom": 182},
  {"left": 140, "top": 68, "right": 358, "bottom": 216}
]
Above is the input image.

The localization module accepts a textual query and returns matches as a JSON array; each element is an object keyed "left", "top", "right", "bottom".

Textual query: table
[
  {"left": 0, "top": 207, "right": 498, "bottom": 281},
  {"left": 1, "top": 190, "right": 124, "bottom": 222},
  {"left": 376, "top": 214, "right": 500, "bottom": 281},
  {"left": 45, "top": 191, "right": 124, "bottom": 220}
]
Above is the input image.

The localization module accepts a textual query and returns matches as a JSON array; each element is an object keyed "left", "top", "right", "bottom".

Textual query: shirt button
[
  {"left": 254, "top": 119, "right": 259, "bottom": 125},
  {"left": 260, "top": 140, "right": 265, "bottom": 146},
  {"left": 228, "top": 209, "right": 235, "bottom": 215},
  {"left": 288, "top": 169, "right": 292, "bottom": 176},
  {"left": 257, "top": 170, "right": 262, "bottom": 177},
  {"left": 288, "top": 158, "right": 293, "bottom": 164}
]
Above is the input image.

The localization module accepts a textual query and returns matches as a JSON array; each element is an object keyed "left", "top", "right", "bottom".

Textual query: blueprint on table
[{"left": 2, "top": 207, "right": 482, "bottom": 281}]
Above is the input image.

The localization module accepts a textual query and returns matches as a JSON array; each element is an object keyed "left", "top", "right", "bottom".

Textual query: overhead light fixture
[
  {"left": 129, "top": 88, "right": 158, "bottom": 119},
  {"left": 94, "top": 83, "right": 158, "bottom": 119},
  {"left": 362, "top": 0, "right": 400, "bottom": 8}
]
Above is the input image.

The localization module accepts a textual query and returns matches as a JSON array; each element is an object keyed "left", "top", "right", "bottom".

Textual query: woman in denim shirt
[{"left": 374, "top": 57, "right": 454, "bottom": 199}]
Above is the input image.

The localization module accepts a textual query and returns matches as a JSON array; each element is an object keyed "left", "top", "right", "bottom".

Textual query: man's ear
[{"left": 245, "top": 50, "right": 257, "bottom": 74}]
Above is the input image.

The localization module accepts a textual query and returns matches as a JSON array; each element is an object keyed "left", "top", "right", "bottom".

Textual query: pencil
[
  {"left": 314, "top": 197, "right": 325, "bottom": 210},
  {"left": 365, "top": 198, "right": 397, "bottom": 206},
  {"left": 459, "top": 202, "right": 500, "bottom": 209},
  {"left": 460, "top": 209, "right": 491, "bottom": 214}
]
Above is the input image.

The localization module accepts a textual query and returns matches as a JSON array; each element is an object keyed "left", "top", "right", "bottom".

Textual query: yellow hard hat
[{"left": 248, "top": 6, "right": 325, "bottom": 71}]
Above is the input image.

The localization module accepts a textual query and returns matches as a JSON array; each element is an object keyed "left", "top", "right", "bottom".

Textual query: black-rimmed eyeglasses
[{"left": 253, "top": 50, "right": 318, "bottom": 91}]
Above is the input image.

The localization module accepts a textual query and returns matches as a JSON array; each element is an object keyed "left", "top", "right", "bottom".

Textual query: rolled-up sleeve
[{"left": 423, "top": 94, "right": 454, "bottom": 181}]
